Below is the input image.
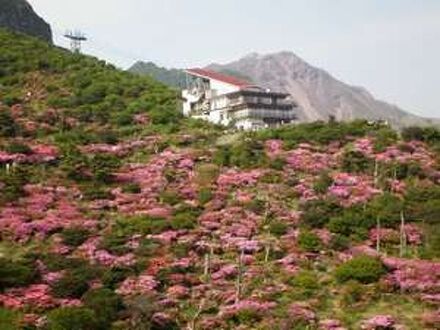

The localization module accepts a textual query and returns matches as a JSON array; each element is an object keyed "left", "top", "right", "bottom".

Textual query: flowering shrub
[
  {"left": 265, "top": 139, "right": 284, "bottom": 158},
  {"left": 220, "top": 300, "right": 276, "bottom": 318},
  {"left": 286, "top": 147, "right": 336, "bottom": 174},
  {"left": 328, "top": 173, "right": 380, "bottom": 207},
  {"left": 383, "top": 257, "right": 440, "bottom": 293},
  {"left": 369, "top": 224, "right": 422, "bottom": 246},
  {"left": 116, "top": 274, "right": 158, "bottom": 296},
  {"left": 360, "top": 315, "right": 397, "bottom": 330},
  {"left": 80, "top": 136, "right": 159, "bottom": 157},
  {"left": 0, "top": 143, "right": 58, "bottom": 164},
  {"left": 288, "top": 303, "right": 317, "bottom": 324}
]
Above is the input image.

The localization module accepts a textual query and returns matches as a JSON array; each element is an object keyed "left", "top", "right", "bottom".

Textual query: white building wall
[
  {"left": 210, "top": 80, "right": 240, "bottom": 95},
  {"left": 182, "top": 90, "right": 201, "bottom": 116}
]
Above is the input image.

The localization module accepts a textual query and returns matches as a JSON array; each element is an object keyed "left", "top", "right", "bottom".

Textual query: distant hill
[
  {"left": 0, "top": 0, "right": 52, "bottom": 43},
  {"left": 128, "top": 61, "right": 254, "bottom": 90},
  {"left": 128, "top": 61, "right": 187, "bottom": 89},
  {"left": 208, "top": 52, "right": 440, "bottom": 128}
]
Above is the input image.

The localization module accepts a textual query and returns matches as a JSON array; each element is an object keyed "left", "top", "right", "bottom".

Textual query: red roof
[{"left": 185, "top": 68, "right": 253, "bottom": 88}]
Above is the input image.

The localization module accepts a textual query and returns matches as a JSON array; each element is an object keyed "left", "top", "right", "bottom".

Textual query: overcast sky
[{"left": 30, "top": 0, "right": 440, "bottom": 118}]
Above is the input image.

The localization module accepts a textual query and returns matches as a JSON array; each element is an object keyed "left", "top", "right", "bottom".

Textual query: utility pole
[{"left": 64, "top": 30, "right": 87, "bottom": 53}]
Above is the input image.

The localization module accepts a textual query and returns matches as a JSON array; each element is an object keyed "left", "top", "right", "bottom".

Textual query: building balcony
[{"left": 229, "top": 107, "right": 296, "bottom": 121}]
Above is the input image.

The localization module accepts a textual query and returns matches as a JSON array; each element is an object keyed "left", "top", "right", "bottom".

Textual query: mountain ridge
[
  {"left": 0, "top": 0, "right": 52, "bottom": 43},
  {"left": 207, "top": 51, "right": 440, "bottom": 128},
  {"left": 129, "top": 51, "right": 439, "bottom": 128}
]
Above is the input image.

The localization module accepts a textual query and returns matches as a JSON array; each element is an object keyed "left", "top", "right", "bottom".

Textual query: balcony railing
[{"left": 230, "top": 108, "right": 296, "bottom": 120}]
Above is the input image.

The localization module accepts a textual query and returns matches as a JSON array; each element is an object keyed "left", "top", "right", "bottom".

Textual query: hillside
[
  {"left": 208, "top": 52, "right": 440, "bottom": 128},
  {"left": 0, "top": 30, "right": 440, "bottom": 330},
  {"left": 0, "top": 0, "right": 52, "bottom": 43}
]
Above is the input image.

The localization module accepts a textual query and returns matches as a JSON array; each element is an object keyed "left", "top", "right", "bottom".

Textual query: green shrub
[
  {"left": 372, "top": 128, "right": 398, "bottom": 152},
  {"left": 327, "top": 207, "right": 374, "bottom": 237},
  {"left": 406, "top": 185, "right": 440, "bottom": 224},
  {"left": 89, "top": 154, "right": 121, "bottom": 183},
  {"left": 246, "top": 198, "right": 266, "bottom": 215},
  {"left": 335, "top": 255, "right": 386, "bottom": 284},
  {"left": 230, "top": 309, "right": 263, "bottom": 325},
  {"left": 260, "top": 171, "right": 283, "bottom": 184},
  {"left": 160, "top": 189, "right": 183, "bottom": 205},
  {"left": 114, "top": 215, "right": 170, "bottom": 237},
  {"left": 420, "top": 224, "right": 440, "bottom": 259},
  {"left": 82, "top": 185, "right": 113, "bottom": 201},
  {"left": 255, "top": 120, "right": 381, "bottom": 147},
  {"left": 171, "top": 215, "right": 197, "bottom": 230},
  {"left": 0, "top": 308, "right": 20, "bottom": 330},
  {"left": 341, "top": 150, "right": 374, "bottom": 174},
  {"left": 213, "top": 146, "right": 231, "bottom": 167},
  {"left": 0, "top": 166, "right": 30, "bottom": 203},
  {"left": 61, "top": 228, "right": 90, "bottom": 247},
  {"left": 268, "top": 220, "right": 289, "bottom": 237},
  {"left": 291, "top": 271, "right": 319, "bottom": 297},
  {"left": 47, "top": 307, "right": 98, "bottom": 330},
  {"left": 101, "top": 267, "right": 134, "bottom": 290},
  {"left": 38, "top": 254, "right": 90, "bottom": 272},
  {"left": 367, "top": 193, "right": 403, "bottom": 227},
  {"left": 229, "top": 139, "right": 268, "bottom": 169},
  {"left": 51, "top": 270, "right": 91, "bottom": 299},
  {"left": 402, "top": 126, "right": 440, "bottom": 144},
  {"left": 171, "top": 205, "right": 202, "bottom": 230},
  {"left": 269, "top": 157, "right": 286, "bottom": 171},
  {"left": 301, "top": 199, "right": 341, "bottom": 228},
  {"left": 100, "top": 234, "right": 131, "bottom": 256},
  {"left": 313, "top": 172, "right": 333, "bottom": 194},
  {"left": 0, "top": 258, "right": 38, "bottom": 291},
  {"left": 0, "top": 111, "right": 18, "bottom": 137},
  {"left": 135, "top": 238, "right": 161, "bottom": 258},
  {"left": 121, "top": 182, "right": 142, "bottom": 194},
  {"left": 298, "top": 231, "right": 322, "bottom": 252},
  {"left": 341, "top": 280, "right": 365, "bottom": 306},
  {"left": 5, "top": 142, "right": 32, "bottom": 154},
  {"left": 198, "top": 187, "right": 213, "bottom": 205},
  {"left": 83, "top": 288, "right": 122, "bottom": 329},
  {"left": 329, "top": 234, "right": 350, "bottom": 251},
  {"left": 195, "top": 163, "right": 219, "bottom": 186}
]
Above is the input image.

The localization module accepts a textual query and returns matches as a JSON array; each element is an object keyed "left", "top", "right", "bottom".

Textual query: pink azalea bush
[
  {"left": 286, "top": 147, "right": 336, "bottom": 174},
  {"left": 360, "top": 315, "right": 397, "bottom": 330},
  {"left": 328, "top": 173, "right": 380, "bottom": 206},
  {"left": 265, "top": 139, "right": 284, "bottom": 158},
  {"left": 220, "top": 300, "right": 276, "bottom": 318},
  {"left": 0, "top": 284, "right": 81, "bottom": 311},
  {"left": 383, "top": 257, "right": 440, "bottom": 293},
  {"left": 0, "top": 144, "right": 58, "bottom": 164},
  {"left": 116, "top": 274, "right": 158, "bottom": 296}
]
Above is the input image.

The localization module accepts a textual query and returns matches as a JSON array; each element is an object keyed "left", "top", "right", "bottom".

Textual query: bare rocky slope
[
  {"left": 0, "top": 0, "right": 52, "bottom": 43},
  {"left": 207, "top": 52, "right": 439, "bottom": 128}
]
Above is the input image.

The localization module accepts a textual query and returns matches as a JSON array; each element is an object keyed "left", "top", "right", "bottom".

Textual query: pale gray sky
[{"left": 30, "top": 0, "right": 440, "bottom": 118}]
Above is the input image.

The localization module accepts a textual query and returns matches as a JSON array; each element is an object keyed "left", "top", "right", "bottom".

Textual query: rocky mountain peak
[
  {"left": 208, "top": 52, "right": 438, "bottom": 127},
  {"left": 0, "top": 0, "right": 52, "bottom": 43}
]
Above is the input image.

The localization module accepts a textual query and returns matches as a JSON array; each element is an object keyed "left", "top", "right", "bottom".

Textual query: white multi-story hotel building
[{"left": 182, "top": 68, "right": 297, "bottom": 130}]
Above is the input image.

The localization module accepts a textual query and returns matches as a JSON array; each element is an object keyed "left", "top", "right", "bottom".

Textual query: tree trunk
[
  {"left": 376, "top": 216, "right": 381, "bottom": 253},
  {"left": 235, "top": 249, "right": 244, "bottom": 303},
  {"left": 400, "top": 210, "right": 407, "bottom": 257}
]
